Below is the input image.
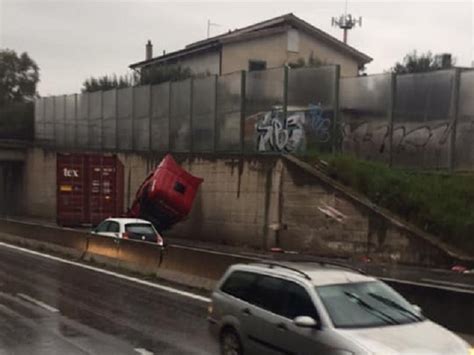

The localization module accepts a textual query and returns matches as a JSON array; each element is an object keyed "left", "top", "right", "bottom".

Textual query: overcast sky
[{"left": 1, "top": 0, "right": 473, "bottom": 96}]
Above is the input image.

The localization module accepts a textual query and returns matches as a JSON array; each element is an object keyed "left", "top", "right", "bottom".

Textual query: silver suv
[{"left": 208, "top": 262, "right": 472, "bottom": 355}]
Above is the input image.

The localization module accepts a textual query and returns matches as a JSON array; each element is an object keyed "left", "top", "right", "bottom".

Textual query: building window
[
  {"left": 287, "top": 28, "right": 299, "bottom": 53},
  {"left": 248, "top": 60, "right": 267, "bottom": 72}
]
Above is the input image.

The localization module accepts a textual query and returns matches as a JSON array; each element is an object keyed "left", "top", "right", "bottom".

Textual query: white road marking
[
  {"left": 17, "top": 293, "right": 60, "bottom": 313},
  {"left": 170, "top": 243, "right": 260, "bottom": 260},
  {"left": 380, "top": 277, "right": 474, "bottom": 295},
  {"left": 134, "top": 348, "right": 154, "bottom": 355},
  {"left": 421, "top": 278, "right": 474, "bottom": 289},
  {"left": 0, "top": 242, "right": 211, "bottom": 303}
]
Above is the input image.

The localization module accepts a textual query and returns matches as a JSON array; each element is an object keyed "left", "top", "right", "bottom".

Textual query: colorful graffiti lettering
[
  {"left": 254, "top": 104, "right": 331, "bottom": 153},
  {"left": 308, "top": 104, "right": 331, "bottom": 143},
  {"left": 256, "top": 109, "right": 305, "bottom": 152}
]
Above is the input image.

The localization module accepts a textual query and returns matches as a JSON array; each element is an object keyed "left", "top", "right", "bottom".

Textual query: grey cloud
[{"left": 1, "top": 0, "right": 472, "bottom": 95}]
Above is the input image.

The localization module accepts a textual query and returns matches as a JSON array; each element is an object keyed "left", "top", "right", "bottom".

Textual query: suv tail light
[{"left": 156, "top": 234, "right": 164, "bottom": 246}]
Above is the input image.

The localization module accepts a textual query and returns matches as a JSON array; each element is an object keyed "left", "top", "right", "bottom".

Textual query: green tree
[
  {"left": 392, "top": 51, "right": 454, "bottom": 74},
  {"left": 140, "top": 64, "right": 192, "bottom": 85},
  {"left": 0, "top": 49, "right": 40, "bottom": 106},
  {"left": 81, "top": 64, "right": 194, "bottom": 93},
  {"left": 82, "top": 73, "right": 137, "bottom": 93}
]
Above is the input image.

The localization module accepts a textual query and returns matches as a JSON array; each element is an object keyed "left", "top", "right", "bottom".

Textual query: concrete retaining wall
[
  {"left": 21, "top": 148, "right": 57, "bottom": 219},
  {"left": 16, "top": 147, "right": 471, "bottom": 266}
]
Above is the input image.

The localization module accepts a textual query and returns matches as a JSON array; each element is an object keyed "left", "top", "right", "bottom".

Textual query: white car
[{"left": 92, "top": 218, "right": 164, "bottom": 246}]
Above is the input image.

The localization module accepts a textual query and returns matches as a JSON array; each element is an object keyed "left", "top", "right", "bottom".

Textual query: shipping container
[{"left": 57, "top": 153, "right": 124, "bottom": 226}]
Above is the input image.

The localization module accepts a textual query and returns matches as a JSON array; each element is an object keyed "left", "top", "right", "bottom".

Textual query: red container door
[
  {"left": 88, "top": 155, "right": 123, "bottom": 225},
  {"left": 57, "top": 154, "right": 124, "bottom": 226},
  {"left": 57, "top": 154, "right": 87, "bottom": 225}
]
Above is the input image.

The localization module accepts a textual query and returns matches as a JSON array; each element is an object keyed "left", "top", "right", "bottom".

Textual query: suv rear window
[
  {"left": 221, "top": 271, "right": 258, "bottom": 303},
  {"left": 125, "top": 223, "right": 156, "bottom": 236}
]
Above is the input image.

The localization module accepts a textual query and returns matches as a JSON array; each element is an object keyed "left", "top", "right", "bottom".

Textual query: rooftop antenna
[
  {"left": 331, "top": 0, "right": 362, "bottom": 44},
  {"left": 207, "top": 19, "right": 221, "bottom": 38}
]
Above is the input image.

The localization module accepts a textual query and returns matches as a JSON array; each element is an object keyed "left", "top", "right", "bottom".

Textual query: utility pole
[{"left": 331, "top": 0, "right": 362, "bottom": 44}]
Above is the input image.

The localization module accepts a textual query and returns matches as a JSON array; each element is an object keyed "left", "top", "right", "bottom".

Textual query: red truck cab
[{"left": 128, "top": 155, "right": 203, "bottom": 231}]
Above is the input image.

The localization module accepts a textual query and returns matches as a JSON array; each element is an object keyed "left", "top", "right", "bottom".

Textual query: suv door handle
[
  {"left": 242, "top": 308, "right": 252, "bottom": 316},
  {"left": 277, "top": 323, "right": 288, "bottom": 331}
]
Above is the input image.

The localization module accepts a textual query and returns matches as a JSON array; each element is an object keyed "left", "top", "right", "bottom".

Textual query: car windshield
[
  {"left": 125, "top": 223, "right": 156, "bottom": 236},
  {"left": 316, "top": 281, "right": 424, "bottom": 329}
]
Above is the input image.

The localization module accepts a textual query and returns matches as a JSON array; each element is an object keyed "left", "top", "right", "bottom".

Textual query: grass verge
[{"left": 302, "top": 154, "right": 474, "bottom": 255}]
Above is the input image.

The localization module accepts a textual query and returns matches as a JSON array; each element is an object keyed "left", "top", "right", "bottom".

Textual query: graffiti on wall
[
  {"left": 341, "top": 120, "right": 391, "bottom": 156},
  {"left": 251, "top": 104, "right": 332, "bottom": 153},
  {"left": 342, "top": 120, "right": 452, "bottom": 152},
  {"left": 307, "top": 104, "right": 332, "bottom": 144},
  {"left": 255, "top": 109, "right": 305, "bottom": 152},
  {"left": 341, "top": 111, "right": 453, "bottom": 166}
]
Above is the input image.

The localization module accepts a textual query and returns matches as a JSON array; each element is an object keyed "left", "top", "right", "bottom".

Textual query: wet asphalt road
[{"left": 0, "top": 244, "right": 218, "bottom": 355}]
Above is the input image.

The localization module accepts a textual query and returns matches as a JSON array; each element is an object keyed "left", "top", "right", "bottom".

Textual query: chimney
[{"left": 146, "top": 40, "right": 153, "bottom": 61}]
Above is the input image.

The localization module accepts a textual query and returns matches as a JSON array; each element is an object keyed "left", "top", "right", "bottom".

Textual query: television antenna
[
  {"left": 331, "top": 0, "right": 362, "bottom": 44},
  {"left": 207, "top": 19, "right": 221, "bottom": 38}
]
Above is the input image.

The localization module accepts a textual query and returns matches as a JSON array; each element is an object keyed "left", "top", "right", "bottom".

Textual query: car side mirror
[
  {"left": 91, "top": 230, "right": 97, "bottom": 235},
  {"left": 293, "top": 316, "right": 318, "bottom": 328},
  {"left": 412, "top": 304, "right": 422, "bottom": 314}
]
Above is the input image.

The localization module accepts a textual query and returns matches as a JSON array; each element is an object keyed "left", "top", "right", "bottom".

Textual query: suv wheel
[{"left": 220, "top": 328, "right": 242, "bottom": 355}]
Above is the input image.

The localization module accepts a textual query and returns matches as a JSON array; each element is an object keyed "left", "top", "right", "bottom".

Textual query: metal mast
[{"left": 331, "top": 0, "right": 362, "bottom": 44}]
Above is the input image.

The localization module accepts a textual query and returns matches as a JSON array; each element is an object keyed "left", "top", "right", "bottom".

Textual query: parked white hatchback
[
  {"left": 92, "top": 218, "right": 164, "bottom": 246},
  {"left": 208, "top": 261, "right": 473, "bottom": 355}
]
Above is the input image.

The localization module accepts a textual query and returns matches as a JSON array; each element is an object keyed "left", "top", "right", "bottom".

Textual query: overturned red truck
[{"left": 127, "top": 155, "right": 203, "bottom": 231}]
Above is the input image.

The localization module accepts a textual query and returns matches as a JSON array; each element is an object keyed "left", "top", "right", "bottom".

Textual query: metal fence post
[
  {"left": 168, "top": 81, "right": 172, "bottom": 153},
  {"left": 114, "top": 89, "right": 118, "bottom": 152},
  {"left": 52, "top": 96, "right": 56, "bottom": 148},
  {"left": 189, "top": 78, "right": 194, "bottom": 153},
  {"left": 388, "top": 73, "right": 397, "bottom": 167},
  {"left": 87, "top": 92, "right": 92, "bottom": 150},
  {"left": 63, "top": 94, "right": 67, "bottom": 149},
  {"left": 73, "top": 94, "right": 78, "bottom": 149},
  {"left": 239, "top": 70, "right": 246, "bottom": 154},
  {"left": 332, "top": 65, "right": 341, "bottom": 154},
  {"left": 100, "top": 90, "right": 104, "bottom": 151},
  {"left": 213, "top": 75, "right": 218, "bottom": 153},
  {"left": 283, "top": 66, "right": 289, "bottom": 129},
  {"left": 449, "top": 68, "right": 461, "bottom": 173},
  {"left": 148, "top": 85, "right": 152, "bottom": 153},
  {"left": 131, "top": 87, "right": 136, "bottom": 151}
]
